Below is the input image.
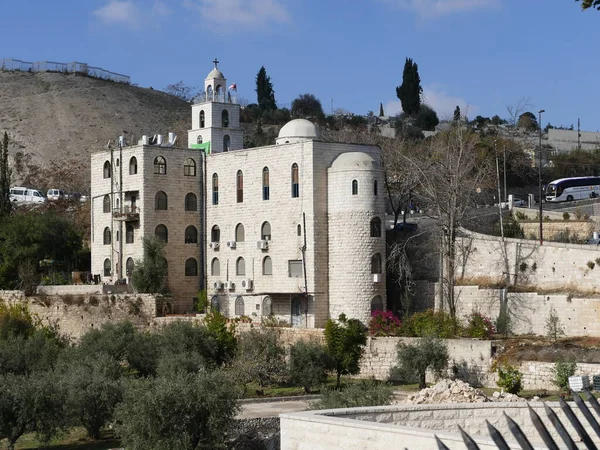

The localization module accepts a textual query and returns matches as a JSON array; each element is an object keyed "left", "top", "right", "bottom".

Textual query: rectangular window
[{"left": 288, "top": 260, "right": 303, "bottom": 278}]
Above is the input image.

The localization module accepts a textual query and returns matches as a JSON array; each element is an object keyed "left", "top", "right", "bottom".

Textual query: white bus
[{"left": 545, "top": 177, "right": 600, "bottom": 202}]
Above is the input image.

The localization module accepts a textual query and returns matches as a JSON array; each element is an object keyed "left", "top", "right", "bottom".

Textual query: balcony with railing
[
  {"left": 113, "top": 205, "right": 140, "bottom": 221},
  {"left": 193, "top": 92, "right": 238, "bottom": 105}
]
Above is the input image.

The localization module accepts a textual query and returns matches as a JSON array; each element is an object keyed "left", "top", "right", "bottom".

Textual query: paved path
[{"left": 237, "top": 399, "right": 311, "bottom": 419}]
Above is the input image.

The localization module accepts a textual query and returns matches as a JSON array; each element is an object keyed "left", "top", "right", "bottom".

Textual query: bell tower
[{"left": 189, "top": 58, "right": 243, "bottom": 154}]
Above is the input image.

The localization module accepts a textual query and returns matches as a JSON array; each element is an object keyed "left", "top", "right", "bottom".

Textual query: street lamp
[{"left": 538, "top": 109, "right": 545, "bottom": 246}]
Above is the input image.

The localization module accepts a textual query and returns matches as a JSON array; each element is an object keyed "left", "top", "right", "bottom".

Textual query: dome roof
[
  {"left": 277, "top": 119, "right": 320, "bottom": 141},
  {"left": 207, "top": 68, "right": 225, "bottom": 79},
  {"left": 331, "top": 152, "right": 379, "bottom": 170}
]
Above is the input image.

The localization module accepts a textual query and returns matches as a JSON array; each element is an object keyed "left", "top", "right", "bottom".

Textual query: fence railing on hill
[{"left": 0, "top": 58, "right": 130, "bottom": 84}]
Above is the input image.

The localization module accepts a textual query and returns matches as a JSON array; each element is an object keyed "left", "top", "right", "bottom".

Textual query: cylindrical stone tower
[{"left": 328, "top": 152, "right": 387, "bottom": 324}]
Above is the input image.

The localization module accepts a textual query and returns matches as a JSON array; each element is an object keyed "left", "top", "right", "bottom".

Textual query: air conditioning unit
[
  {"left": 242, "top": 279, "right": 253, "bottom": 290},
  {"left": 213, "top": 281, "right": 224, "bottom": 290},
  {"left": 257, "top": 240, "right": 269, "bottom": 250},
  {"left": 225, "top": 281, "right": 235, "bottom": 290},
  {"left": 210, "top": 241, "right": 219, "bottom": 249},
  {"left": 373, "top": 274, "right": 383, "bottom": 283},
  {"left": 227, "top": 240, "right": 236, "bottom": 249}
]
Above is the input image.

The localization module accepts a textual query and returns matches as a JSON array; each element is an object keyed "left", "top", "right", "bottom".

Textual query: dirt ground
[{"left": 499, "top": 335, "right": 600, "bottom": 363}]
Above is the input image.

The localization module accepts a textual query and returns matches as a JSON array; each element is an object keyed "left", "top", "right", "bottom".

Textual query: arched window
[
  {"left": 185, "top": 225, "right": 198, "bottom": 244},
  {"left": 373, "top": 179, "right": 378, "bottom": 196},
  {"left": 223, "top": 135, "right": 231, "bottom": 152},
  {"left": 371, "top": 295, "right": 384, "bottom": 314},
  {"left": 235, "top": 296, "right": 244, "bottom": 315},
  {"left": 197, "top": 135, "right": 203, "bottom": 144},
  {"left": 371, "top": 253, "right": 382, "bottom": 274},
  {"left": 222, "top": 110, "right": 229, "bottom": 128},
  {"left": 261, "top": 221, "right": 271, "bottom": 240},
  {"left": 370, "top": 217, "right": 382, "bottom": 237},
  {"left": 352, "top": 179, "right": 358, "bottom": 195},
  {"left": 103, "top": 259, "right": 111, "bottom": 277},
  {"left": 211, "top": 225, "right": 220, "bottom": 242},
  {"left": 297, "top": 224, "right": 302, "bottom": 236},
  {"left": 211, "top": 295, "right": 220, "bottom": 312},
  {"left": 206, "top": 86, "right": 213, "bottom": 99},
  {"left": 263, "top": 256, "right": 273, "bottom": 275},
  {"left": 236, "top": 170, "right": 243, "bottom": 203},
  {"left": 155, "top": 224, "right": 168, "bottom": 243},
  {"left": 200, "top": 110, "right": 205, "bottom": 128},
  {"left": 103, "top": 195, "right": 111, "bottom": 213},
  {"left": 211, "top": 258, "right": 220, "bottom": 276},
  {"left": 262, "top": 296, "right": 272, "bottom": 316},
  {"left": 291, "top": 163, "right": 299, "bottom": 198},
  {"left": 235, "top": 223, "right": 245, "bottom": 242},
  {"left": 103, "top": 161, "right": 111, "bottom": 179},
  {"left": 155, "top": 191, "right": 168, "bottom": 210},
  {"left": 126, "top": 258, "right": 135, "bottom": 276},
  {"left": 185, "top": 193, "right": 197, "bottom": 211},
  {"left": 236, "top": 257, "right": 246, "bottom": 276},
  {"left": 212, "top": 173, "right": 219, "bottom": 205},
  {"left": 184, "top": 158, "right": 196, "bottom": 176},
  {"left": 129, "top": 157, "right": 137, "bottom": 175},
  {"left": 185, "top": 258, "right": 198, "bottom": 276},
  {"left": 126, "top": 224, "right": 134, "bottom": 243},
  {"left": 103, "top": 227, "right": 111, "bottom": 245},
  {"left": 154, "top": 156, "right": 166, "bottom": 175},
  {"left": 262, "top": 167, "right": 270, "bottom": 201}
]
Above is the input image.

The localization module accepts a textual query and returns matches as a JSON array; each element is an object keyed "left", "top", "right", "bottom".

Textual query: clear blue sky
[{"left": 2, "top": 1, "right": 599, "bottom": 129}]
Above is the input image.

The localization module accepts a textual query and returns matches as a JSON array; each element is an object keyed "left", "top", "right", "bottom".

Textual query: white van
[
  {"left": 10, "top": 187, "right": 47, "bottom": 203},
  {"left": 47, "top": 189, "right": 65, "bottom": 201}
]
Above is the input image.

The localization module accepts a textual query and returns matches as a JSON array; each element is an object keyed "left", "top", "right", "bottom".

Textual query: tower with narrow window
[{"left": 188, "top": 59, "right": 243, "bottom": 154}]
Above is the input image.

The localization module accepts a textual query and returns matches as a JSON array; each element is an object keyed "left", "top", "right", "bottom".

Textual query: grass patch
[{"left": 2, "top": 428, "right": 120, "bottom": 450}]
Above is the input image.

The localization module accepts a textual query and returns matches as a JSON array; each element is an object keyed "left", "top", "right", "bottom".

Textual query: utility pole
[
  {"left": 578, "top": 118, "right": 581, "bottom": 150},
  {"left": 503, "top": 143, "right": 507, "bottom": 203},
  {"left": 538, "top": 109, "right": 545, "bottom": 246}
]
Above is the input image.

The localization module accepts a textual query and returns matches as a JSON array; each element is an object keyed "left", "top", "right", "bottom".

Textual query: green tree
[
  {"left": 324, "top": 314, "right": 367, "bottom": 388},
  {"left": 392, "top": 336, "right": 449, "bottom": 389},
  {"left": 311, "top": 380, "right": 394, "bottom": 410},
  {"left": 255, "top": 66, "right": 277, "bottom": 112},
  {"left": 203, "top": 310, "right": 237, "bottom": 366},
  {"left": 0, "top": 132, "right": 12, "bottom": 218},
  {"left": 289, "top": 340, "right": 330, "bottom": 393},
  {"left": 414, "top": 104, "right": 439, "bottom": 131},
  {"left": 131, "top": 237, "right": 168, "bottom": 293},
  {"left": 517, "top": 111, "right": 538, "bottom": 131},
  {"left": 396, "top": 57, "right": 422, "bottom": 116},
  {"left": 0, "top": 330, "right": 63, "bottom": 375},
  {"left": 291, "top": 93, "right": 324, "bottom": 121},
  {"left": 379, "top": 102, "right": 385, "bottom": 117},
  {"left": 577, "top": 0, "right": 600, "bottom": 10},
  {"left": 115, "top": 371, "right": 239, "bottom": 450}
]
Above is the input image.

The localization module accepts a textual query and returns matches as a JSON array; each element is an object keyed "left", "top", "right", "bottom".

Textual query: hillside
[{"left": 0, "top": 71, "right": 191, "bottom": 191}]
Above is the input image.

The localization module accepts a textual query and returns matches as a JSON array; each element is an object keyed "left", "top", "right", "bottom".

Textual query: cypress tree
[
  {"left": 453, "top": 105, "right": 461, "bottom": 122},
  {"left": 396, "top": 58, "right": 422, "bottom": 117},
  {"left": 255, "top": 66, "right": 277, "bottom": 112},
  {"left": 0, "top": 132, "right": 11, "bottom": 218},
  {"left": 379, "top": 103, "right": 384, "bottom": 117}
]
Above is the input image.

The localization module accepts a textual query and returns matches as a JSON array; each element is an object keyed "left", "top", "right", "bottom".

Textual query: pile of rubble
[{"left": 405, "top": 379, "right": 527, "bottom": 404}]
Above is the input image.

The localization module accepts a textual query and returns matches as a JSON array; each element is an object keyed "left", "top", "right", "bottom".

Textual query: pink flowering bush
[
  {"left": 368, "top": 310, "right": 402, "bottom": 336},
  {"left": 464, "top": 311, "right": 495, "bottom": 339}
]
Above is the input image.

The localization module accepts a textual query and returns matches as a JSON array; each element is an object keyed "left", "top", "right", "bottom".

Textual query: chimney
[
  {"left": 142, "top": 135, "right": 148, "bottom": 145},
  {"left": 157, "top": 134, "right": 164, "bottom": 145}
]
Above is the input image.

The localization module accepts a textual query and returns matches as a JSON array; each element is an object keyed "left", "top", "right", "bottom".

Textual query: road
[{"left": 237, "top": 399, "right": 311, "bottom": 419}]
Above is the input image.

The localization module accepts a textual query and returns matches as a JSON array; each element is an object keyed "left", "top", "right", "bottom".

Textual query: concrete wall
[{"left": 281, "top": 402, "right": 600, "bottom": 449}]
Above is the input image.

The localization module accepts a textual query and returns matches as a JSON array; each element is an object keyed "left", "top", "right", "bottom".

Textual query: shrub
[
  {"left": 563, "top": 212, "right": 571, "bottom": 220},
  {"left": 392, "top": 336, "right": 449, "bottom": 389},
  {"left": 0, "top": 330, "right": 63, "bottom": 376},
  {"left": 0, "top": 302, "right": 36, "bottom": 340},
  {"left": 497, "top": 364, "right": 523, "bottom": 394},
  {"left": 545, "top": 308, "right": 565, "bottom": 342},
  {"left": 368, "top": 310, "right": 402, "bottom": 336},
  {"left": 289, "top": 340, "right": 330, "bottom": 393},
  {"left": 515, "top": 211, "right": 528, "bottom": 221},
  {"left": 325, "top": 314, "right": 367, "bottom": 388},
  {"left": 401, "top": 309, "right": 458, "bottom": 338},
  {"left": 588, "top": 261, "right": 596, "bottom": 270},
  {"left": 310, "top": 380, "right": 394, "bottom": 410},
  {"left": 204, "top": 311, "right": 237, "bottom": 366},
  {"left": 464, "top": 311, "right": 495, "bottom": 339},
  {"left": 503, "top": 215, "right": 525, "bottom": 239},
  {"left": 495, "top": 308, "right": 512, "bottom": 339},
  {"left": 552, "top": 359, "right": 577, "bottom": 392}
]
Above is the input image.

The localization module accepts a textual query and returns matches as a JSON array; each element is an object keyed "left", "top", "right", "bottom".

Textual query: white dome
[
  {"left": 207, "top": 68, "right": 225, "bottom": 79},
  {"left": 331, "top": 152, "right": 379, "bottom": 170},
  {"left": 276, "top": 119, "right": 320, "bottom": 144}
]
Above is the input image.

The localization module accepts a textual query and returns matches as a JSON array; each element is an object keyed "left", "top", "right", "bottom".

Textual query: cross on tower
[{"left": 213, "top": 58, "right": 219, "bottom": 68}]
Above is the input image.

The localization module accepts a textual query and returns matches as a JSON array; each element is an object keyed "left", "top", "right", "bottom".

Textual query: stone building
[{"left": 91, "top": 61, "right": 387, "bottom": 325}]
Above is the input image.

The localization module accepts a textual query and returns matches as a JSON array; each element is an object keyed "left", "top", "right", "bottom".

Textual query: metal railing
[
  {"left": 193, "top": 91, "right": 238, "bottom": 104},
  {"left": 436, "top": 393, "right": 600, "bottom": 449}
]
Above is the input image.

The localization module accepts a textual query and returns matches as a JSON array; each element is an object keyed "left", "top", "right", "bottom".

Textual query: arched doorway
[{"left": 291, "top": 296, "right": 305, "bottom": 328}]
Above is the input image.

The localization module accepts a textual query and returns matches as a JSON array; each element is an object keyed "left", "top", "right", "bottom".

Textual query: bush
[
  {"left": 552, "top": 359, "right": 577, "bottom": 392},
  {"left": 546, "top": 308, "right": 565, "bottom": 342},
  {"left": 464, "top": 311, "right": 495, "bottom": 339},
  {"left": 503, "top": 215, "right": 525, "bottom": 239},
  {"left": 115, "top": 370, "right": 240, "bottom": 450},
  {"left": 515, "top": 211, "right": 528, "bottom": 221},
  {"left": 324, "top": 314, "right": 367, "bottom": 388},
  {"left": 401, "top": 309, "right": 458, "bottom": 338},
  {"left": 368, "top": 310, "right": 402, "bottom": 336},
  {"left": 203, "top": 310, "right": 237, "bottom": 366},
  {"left": 0, "top": 302, "right": 37, "bottom": 340},
  {"left": 289, "top": 340, "right": 330, "bottom": 393},
  {"left": 496, "top": 364, "right": 523, "bottom": 394},
  {"left": 563, "top": 212, "right": 571, "bottom": 220},
  {"left": 310, "top": 380, "right": 394, "bottom": 410},
  {"left": 392, "top": 336, "right": 449, "bottom": 389},
  {"left": 0, "top": 330, "right": 63, "bottom": 376}
]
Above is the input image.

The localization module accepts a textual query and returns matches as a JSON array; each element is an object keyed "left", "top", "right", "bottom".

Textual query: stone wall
[{"left": 518, "top": 361, "right": 600, "bottom": 390}]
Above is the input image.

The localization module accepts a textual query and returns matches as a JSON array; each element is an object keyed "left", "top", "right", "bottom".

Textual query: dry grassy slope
[{"left": 0, "top": 71, "right": 190, "bottom": 167}]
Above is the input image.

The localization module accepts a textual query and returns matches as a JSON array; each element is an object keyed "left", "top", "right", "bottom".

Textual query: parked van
[
  {"left": 10, "top": 187, "right": 46, "bottom": 203},
  {"left": 47, "top": 189, "right": 65, "bottom": 201}
]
